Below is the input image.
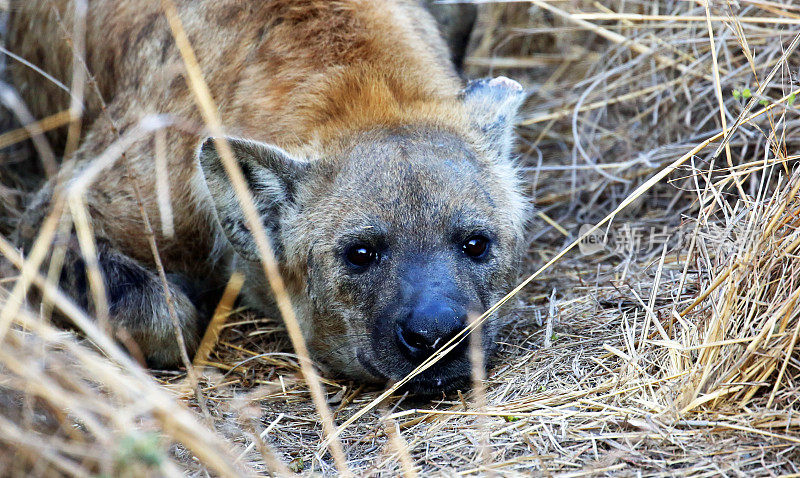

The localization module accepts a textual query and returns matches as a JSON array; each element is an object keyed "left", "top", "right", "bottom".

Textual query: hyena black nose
[{"left": 396, "top": 303, "right": 467, "bottom": 361}]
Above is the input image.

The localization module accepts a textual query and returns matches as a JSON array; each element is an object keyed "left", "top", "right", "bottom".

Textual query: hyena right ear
[
  {"left": 460, "top": 76, "right": 526, "bottom": 160},
  {"left": 197, "top": 137, "right": 308, "bottom": 261}
]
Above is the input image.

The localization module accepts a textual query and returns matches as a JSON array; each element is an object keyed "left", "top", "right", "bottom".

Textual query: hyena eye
[
  {"left": 462, "top": 235, "right": 490, "bottom": 259},
  {"left": 345, "top": 244, "right": 379, "bottom": 268}
]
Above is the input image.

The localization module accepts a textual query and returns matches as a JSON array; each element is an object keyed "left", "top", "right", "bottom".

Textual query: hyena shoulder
[{"left": 8, "top": 0, "right": 459, "bottom": 136}]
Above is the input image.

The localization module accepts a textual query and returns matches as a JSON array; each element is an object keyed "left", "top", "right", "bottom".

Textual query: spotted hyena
[{"left": 8, "top": 0, "right": 527, "bottom": 393}]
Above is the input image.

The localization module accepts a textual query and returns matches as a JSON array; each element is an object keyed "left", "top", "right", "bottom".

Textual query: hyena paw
[
  {"left": 61, "top": 244, "right": 204, "bottom": 368},
  {"left": 127, "top": 280, "right": 202, "bottom": 369}
]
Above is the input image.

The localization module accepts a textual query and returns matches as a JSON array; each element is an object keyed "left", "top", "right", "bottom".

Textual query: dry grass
[{"left": 2, "top": 0, "right": 800, "bottom": 475}]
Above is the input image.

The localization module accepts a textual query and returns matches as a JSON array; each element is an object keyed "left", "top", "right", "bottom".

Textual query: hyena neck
[
  {"left": 294, "top": 65, "right": 470, "bottom": 151},
  {"left": 233, "top": 0, "right": 470, "bottom": 153}
]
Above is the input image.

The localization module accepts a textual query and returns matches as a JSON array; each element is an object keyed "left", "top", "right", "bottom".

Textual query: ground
[{"left": 2, "top": 1, "right": 800, "bottom": 476}]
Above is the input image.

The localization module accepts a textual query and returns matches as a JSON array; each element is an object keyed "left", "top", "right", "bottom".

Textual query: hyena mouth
[
  {"left": 357, "top": 347, "right": 471, "bottom": 394},
  {"left": 399, "top": 370, "right": 472, "bottom": 396}
]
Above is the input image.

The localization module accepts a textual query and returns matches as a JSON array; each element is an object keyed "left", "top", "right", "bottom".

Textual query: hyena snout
[
  {"left": 391, "top": 263, "right": 475, "bottom": 365},
  {"left": 396, "top": 296, "right": 468, "bottom": 362}
]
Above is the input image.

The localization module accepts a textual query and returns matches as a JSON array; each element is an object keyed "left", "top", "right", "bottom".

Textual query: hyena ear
[
  {"left": 197, "top": 137, "right": 308, "bottom": 262},
  {"left": 460, "top": 76, "right": 526, "bottom": 159}
]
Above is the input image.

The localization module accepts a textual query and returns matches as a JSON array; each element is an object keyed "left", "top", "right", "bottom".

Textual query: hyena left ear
[
  {"left": 197, "top": 137, "right": 308, "bottom": 262},
  {"left": 460, "top": 76, "right": 526, "bottom": 159}
]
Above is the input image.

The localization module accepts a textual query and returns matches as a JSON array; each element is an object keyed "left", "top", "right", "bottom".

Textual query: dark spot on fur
[
  {"left": 218, "top": 4, "right": 245, "bottom": 27},
  {"left": 135, "top": 15, "right": 158, "bottom": 47},
  {"left": 256, "top": 24, "right": 270, "bottom": 41},
  {"left": 160, "top": 33, "right": 173, "bottom": 63},
  {"left": 168, "top": 75, "right": 184, "bottom": 92},
  {"left": 104, "top": 57, "right": 115, "bottom": 79},
  {"left": 33, "top": 46, "right": 46, "bottom": 64},
  {"left": 120, "top": 35, "right": 131, "bottom": 58},
  {"left": 238, "top": 159, "right": 257, "bottom": 188}
]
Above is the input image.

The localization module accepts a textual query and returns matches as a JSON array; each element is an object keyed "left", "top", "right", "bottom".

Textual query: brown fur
[
  {"left": 9, "top": 0, "right": 527, "bottom": 391},
  {"left": 11, "top": 0, "right": 463, "bottom": 265}
]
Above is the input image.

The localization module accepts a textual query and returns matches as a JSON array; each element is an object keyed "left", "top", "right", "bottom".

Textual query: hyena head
[{"left": 198, "top": 78, "right": 527, "bottom": 394}]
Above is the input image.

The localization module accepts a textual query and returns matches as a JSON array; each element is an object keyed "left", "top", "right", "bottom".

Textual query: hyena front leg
[
  {"left": 16, "top": 196, "right": 204, "bottom": 368},
  {"left": 59, "top": 240, "right": 204, "bottom": 368}
]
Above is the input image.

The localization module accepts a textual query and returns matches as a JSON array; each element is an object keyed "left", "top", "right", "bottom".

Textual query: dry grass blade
[
  {"left": 0, "top": 82, "right": 57, "bottom": 176},
  {"left": 704, "top": 2, "right": 747, "bottom": 201},
  {"left": 4, "top": 0, "right": 800, "bottom": 475},
  {"left": 62, "top": 0, "right": 87, "bottom": 159},
  {"left": 192, "top": 272, "right": 245, "bottom": 369},
  {"left": 675, "top": 173, "right": 800, "bottom": 412},
  {"left": 0, "top": 109, "right": 71, "bottom": 150},
  {"left": 571, "top": 13, "right": 800, "bottom": 25},
  {"left": 711, "top": 30, "right": 800, "bottom": 158}
]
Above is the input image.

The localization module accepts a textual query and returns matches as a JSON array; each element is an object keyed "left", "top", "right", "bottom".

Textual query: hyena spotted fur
[{"left": 8, "top": 0, "right": 527, "bottom": 393}]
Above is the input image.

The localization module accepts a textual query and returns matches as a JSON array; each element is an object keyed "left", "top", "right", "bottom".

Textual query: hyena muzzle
[{"left": 7, "top": 0, "right": 528, "bottom": 394}]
